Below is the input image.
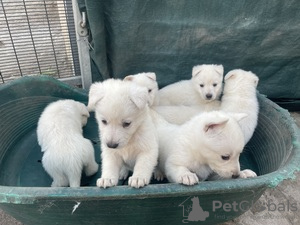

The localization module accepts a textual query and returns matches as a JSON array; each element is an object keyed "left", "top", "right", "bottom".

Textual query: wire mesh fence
[{"left": 0, "top": 0, "right": 80, "bottom": 84}]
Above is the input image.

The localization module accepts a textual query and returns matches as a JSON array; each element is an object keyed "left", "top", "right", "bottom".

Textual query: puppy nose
[
  {"left": 206, "top": 93, "right": 212, "bottom": 99},
  {"left": 232, "top": 174, "right": 239, "bottom": 179},
  {"left": 106, "top": 142, "right": 119, "bottom": 149}
]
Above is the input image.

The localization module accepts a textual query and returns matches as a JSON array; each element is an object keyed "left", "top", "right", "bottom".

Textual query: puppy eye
[
  {"left": 148, "top": 89, "right": 152, "bottom": 93},
  {"left": 101, "top": 119, "right": 107, "bottom": 125},
  {"left": 213, "top": 83, "right": 217, "bottom": 87},
  {"left": 200, "top": 84, "right": 204, "bottom": 88},
  {"left": 221, "top": 155, "right": 230, "bottom": 161},
  {"left": 122, "top": 121, "right": 131, "bottom": 128}
]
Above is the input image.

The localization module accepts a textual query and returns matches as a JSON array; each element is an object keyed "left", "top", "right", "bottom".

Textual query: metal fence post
[{"left": 71, "top": 0, "right": 92, "bottom": 89}]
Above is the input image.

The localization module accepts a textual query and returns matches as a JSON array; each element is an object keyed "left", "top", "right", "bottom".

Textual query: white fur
[
  {"left": 239, "top": 169, "right": 257, "bottom": 178},
  {"left": 221, "top": 69, "right": 259, "bottom": 144},
  {"left": 88, "top": 79, "right": 158, "bottom": 188},
  {"left": 158, "top": 64, "right": 223, "bottom": 106},
  {"left": 124, "top": 72, "right": 159, "bottom": 106},
  {"left": 37, "top": 99, "right": 99, "bottom": 187},
  {"left": 151, "top": 110, "right": 256, "bottom": 185},
  {"left": 154, "top": 104, "right": 220, "bottom": 125}
]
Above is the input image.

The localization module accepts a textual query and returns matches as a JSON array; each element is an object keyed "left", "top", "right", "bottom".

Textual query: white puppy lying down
[
  {"left": 158, "top": 64, "right": 223, "bottom": 107},
  {"left": 88, "top": 79, "right": 158, "bottom": 188},
  {"left": 151, "top": 110, "right": 257, "bottom": 185},
  {"left": 124, "top": 72, "right": 220, "bottom": 125},
  {"left": 124, "top": 72, "right": 159, "bottom": 106},
  {"left": 37, "top": 99, "right": 99, "bottom": 187},
  {"left": 221, "top": 69, "right": 259, "bottom": 144}
]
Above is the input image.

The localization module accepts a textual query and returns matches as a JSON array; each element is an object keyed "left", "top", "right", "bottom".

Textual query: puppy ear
[
  {"left": 247, "top": 71, "right": 259, "bottom": 87},
  {"left": 192, "top": 65, "right": 202, "bottom": 78},
  {"left": 224, "top": 72, "right": 235, "bottom": 81},
  {"left": 145, "top": 72, "right": 156, "bottom": 81},
  {"left": 214, "top": 65, "right": 224, "bottom": 76},
  {"left": 124, "top": 75, "right": 134, "bottom": 81},
  {"left": 230, "top": 113, "right": 248, "bottom": 122},
  {"left": 87, "top": 82, "right": 105, "bottom": 111},
  {"left": 130, "top": 84, "right": 149, "bottom": 109},
  {"left": 204, "top": 117, "right": 229, "bottom": 134},
  {"left": 79, "top": 103, "right": 90, "bottom": 118}
]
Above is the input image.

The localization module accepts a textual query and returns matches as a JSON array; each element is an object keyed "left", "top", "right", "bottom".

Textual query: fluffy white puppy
[
  {"left": 124, "top": 73, "right": 203, "bottom": 124},
  {"left": 221, "top": 69, "right": 259, "bottom": 144},
  {"left": 123, "top": 71, "right": 221, "bottom": 125},
  {"left": 151, "top": 110, "right": 257, "bottom": 185},
  {"left": 124, "top": 72, "right": 159, "bottom": 106},
  {"left": 158, "top": 64, "right": 223, "bottom": 107},
  {"left": 37, "top": 99, "right": 99, "bottom": 187},
  {"left": 123, "top": 72, "right": 202, "bottom": 124},
  {"left": 88, "top": 79, "right": 158, "bottom": 188}
]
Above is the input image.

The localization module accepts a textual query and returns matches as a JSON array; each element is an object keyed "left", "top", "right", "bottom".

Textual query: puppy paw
[
  {"left": 178, "top": 172, "right": 199, "bottom": 185},
  {"left": 96, "top": 177, "right": 118, "bottom": 188},
  {"left": 128, "top": 176, "right": 149, "bottom": 188},
  {"left": 239, "top": 169, "right": 257, "bottom": 178},
  {"left": 154, "top": 169, "right": 165, "bottom": 181}
]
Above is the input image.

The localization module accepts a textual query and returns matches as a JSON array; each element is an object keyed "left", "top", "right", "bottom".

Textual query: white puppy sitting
[
  {"left": 158, "top": 64, "right": 223, "bottom": 109},
  {"left": 88, "top": 79, "right": 158, "bottom": 188},
  {"left": 152, "top": 110, "right": 257, "bottom": 185},
  {"left": 124, "top": 72, "right": 159, "bottom": 106},
  {"left": 37, "top": 99, "right": 99, "bottom": 187},
  {"left": 221, "top": 69, "right": 259, "bottom": 144}
]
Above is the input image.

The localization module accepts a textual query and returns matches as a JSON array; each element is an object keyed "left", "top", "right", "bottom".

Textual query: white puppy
[
  {"left": 88, "top": 79, "right": 158, "bottom": 188},
  {"left": 221, "top": 69, "right": 259, "bottom": 144},
  {"left": 158, "top": 64, "right": 223, "bottom": 108},
  {"left": 152, "top": 110, "right": 257, "bottom": 185},
  {"left": 124, "top": 72, "right": 159, "bottom": 106},
  {"left": 123, "top": 72, "right": 200, "bottom": 124},
  {"left": 37, "top": 99, "right": 99, "bottom": 187},
  {"left": 123, "top": 70, "right": 221, "bottom": 125}
]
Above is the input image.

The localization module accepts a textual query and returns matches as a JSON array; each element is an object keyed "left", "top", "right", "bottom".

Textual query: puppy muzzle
[
  {"left": 106, "top": 141, "right": 119, "bottom": 149},
  {"left": 205, "top": 93, "right": 213, "bottom": 100}
]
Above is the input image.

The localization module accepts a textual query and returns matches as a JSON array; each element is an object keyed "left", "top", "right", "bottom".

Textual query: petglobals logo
[
  {"left": 179, "top": 196, "right": 209, "bottom": 223},
  {"left": 212, "top": 199, "right": 298, "bottom": 213},
  {"left": 178, "top": 196, "right": 299, "bottom": 223}
]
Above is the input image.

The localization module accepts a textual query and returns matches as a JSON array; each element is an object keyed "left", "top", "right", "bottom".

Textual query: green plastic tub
[{"left": 0, "top": 76, "right": 299, "bottom": 225}]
